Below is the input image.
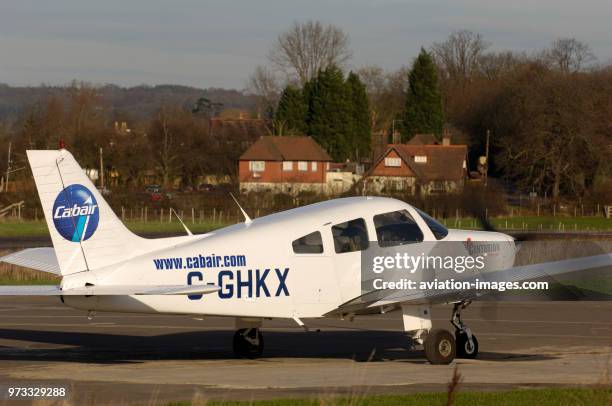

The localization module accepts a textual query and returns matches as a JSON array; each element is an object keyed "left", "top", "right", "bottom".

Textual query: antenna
[
  {"left": 170, "top": 207, "right": 193, "bottom": 236},
  {"left": 230, "top": 193, "right": 252, "bottom": 225}
]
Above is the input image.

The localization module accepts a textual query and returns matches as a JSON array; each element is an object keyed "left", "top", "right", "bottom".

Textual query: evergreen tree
[
  {"left": 403, "top": 48, "right": 444, "bottom": 140},
  {"left": 305, "top": 65, "right": 352, "bottom": 161},
  {"left": 274, "top": 85, "right": 307, "bottom": 135},
  {"left": 345, "top": 72, "right": 372, "bottom": 159}
]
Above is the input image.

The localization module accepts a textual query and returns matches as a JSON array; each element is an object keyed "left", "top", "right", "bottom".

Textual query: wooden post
[
  {"left": 144, "top": 206, "right": 148, "bottom": 223},
  {"left": 160, "top": 208, "right": 163, "bottom": 223},
  {"left": 192, "top": 208, "right": 195, "bottom": 224}
]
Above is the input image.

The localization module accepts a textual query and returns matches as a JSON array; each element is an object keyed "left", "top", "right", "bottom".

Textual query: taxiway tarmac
[{"left": 0, "top": 297, "right": 611, "bottom": 404}]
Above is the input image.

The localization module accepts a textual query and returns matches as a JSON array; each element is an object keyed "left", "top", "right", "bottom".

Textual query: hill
[{"left": 0, "top": 83, "right": 259, "bottom": 121}]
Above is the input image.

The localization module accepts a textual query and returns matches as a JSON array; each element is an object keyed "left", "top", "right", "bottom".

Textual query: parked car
[
  {"left": 145, "top": 184, "right": 162, "bottom": 194},
  {"left": 198, "top": 183, "right": 215, "bottom": 192}
]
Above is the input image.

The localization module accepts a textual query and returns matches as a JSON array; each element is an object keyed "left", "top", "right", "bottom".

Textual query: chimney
[{"left": 442, "top": 129, "right": 451, "bottom": 146}]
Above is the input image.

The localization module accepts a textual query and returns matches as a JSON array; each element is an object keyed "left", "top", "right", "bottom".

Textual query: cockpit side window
[
  {"left": 332, "top": 218, "right": 369, "bottom": 253},
  {"left": 415, "top": 208, "right": 449, "bottom": 240},
  {"left": 374, "top": 210, "right": 423, "bottom": 247},
  {"left": 292, "top": 231, "right": 324, "bottom": 254}
]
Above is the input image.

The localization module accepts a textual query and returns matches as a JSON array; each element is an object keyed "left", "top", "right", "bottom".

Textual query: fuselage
[{"left": 61, "top": 197, "right": 515, "bottom": 318}]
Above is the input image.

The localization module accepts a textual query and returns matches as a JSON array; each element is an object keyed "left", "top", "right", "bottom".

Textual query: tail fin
[{"left": 27, "top": 149, "right": 145, "bottom": 275}]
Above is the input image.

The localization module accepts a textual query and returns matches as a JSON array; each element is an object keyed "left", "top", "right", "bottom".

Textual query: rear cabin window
[
  {"left": 374, "top": 210, "right": 424, "bottom": 247},
  {"left": 332, "top": 218, "right": 369, "bottom": 253},
  {"left": 415, "top": 208, "right": 449, "bottom": 240},
  {"left": 292, "top": 231, "right": 324, "bottom": 254}
]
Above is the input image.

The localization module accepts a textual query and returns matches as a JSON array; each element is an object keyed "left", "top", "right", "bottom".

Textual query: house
[
  {"left": 239, "top": 136, "right": 332, "bottom": 194},
  {"left": 326, "top": 161, "right": 365, "bottom": 195},
  {"left": 364, "top": 133, "right": 468, "bottom": 195},
  {"left": 406, "top": 133, "right": 439, "bottom": 145}
]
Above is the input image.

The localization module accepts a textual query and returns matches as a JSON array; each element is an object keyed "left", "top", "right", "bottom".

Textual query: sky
[{"left": 1, "top": 0, "right": 611, "bottom": 89}]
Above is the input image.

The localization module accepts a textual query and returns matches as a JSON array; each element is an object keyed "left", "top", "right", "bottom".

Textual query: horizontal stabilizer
[
  {"left": 0, "top": 284, "right": 220, "bottom": 296},
  {"left": 0, "top": 248, "right": 60, "bottom": 275}
]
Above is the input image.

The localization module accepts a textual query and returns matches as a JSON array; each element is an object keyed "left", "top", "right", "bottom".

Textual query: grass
[
  {"left": 1, "top": 215, "right": 611, "bottom": 239},
  {"left": 0, "top": 219, "right": 230, "bottom": 238},
  {"left": 164, "top": 387, "right": 612, "bottom": 406},
  {"left": 440, "top": 216, "right": 612, "bottom": 232}
]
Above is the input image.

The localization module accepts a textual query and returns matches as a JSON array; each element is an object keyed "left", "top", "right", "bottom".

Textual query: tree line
[
  {"left": 250, "top": 23, "right": 611, "bottom": 202},
  {"left": 0, "top": 22, "right": 610, "bottom": 205}
]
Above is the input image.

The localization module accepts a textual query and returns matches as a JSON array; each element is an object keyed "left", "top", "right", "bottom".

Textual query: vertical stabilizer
[{"left": 27, "top": 149, "right": 144, "bottom": 275}]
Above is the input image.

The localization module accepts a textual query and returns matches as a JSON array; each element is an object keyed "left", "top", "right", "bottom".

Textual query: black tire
[
  {"left": 232, "top": 328, "right": 264, "bottom": 359},
  {"left": 456, "top": 331, "right": 479, "bottom": 359},
  {"left": 424, "top": 328, "right": 456, "bottom": 365}
]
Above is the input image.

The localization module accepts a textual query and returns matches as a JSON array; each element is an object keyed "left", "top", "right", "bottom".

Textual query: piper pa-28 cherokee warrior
[{"left": 1, "top": 150, "right": 611, "bottom": 364}]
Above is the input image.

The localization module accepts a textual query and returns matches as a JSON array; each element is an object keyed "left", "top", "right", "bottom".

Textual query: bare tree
[
  {"left": 543, "top": 38, "right": 595, "bottom": 74},
  {"left": 246, "top": 65, "right": 280, "bottom": 117},
  {"left": 356, "top": 65, "right": 407, "bottom": 132},
  {"left": 477, "top": 51, "right": 526, "bottom": 80},
  {"left": 431, "top": 30, "right": 490, "bottom": 82},
  {"left": 268, "top": 21, "right": 352, "bottom": 85}
]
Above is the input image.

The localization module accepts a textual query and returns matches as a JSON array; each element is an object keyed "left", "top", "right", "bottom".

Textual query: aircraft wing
[
  {"left": 0, "top": 284, "right": 220, "bottom": 296},
  {"left": 331, "top": 253, "right": 612, "bottom": 315},
  {"left": 0, "top": 248, "right": 60, "bottom": 275}
]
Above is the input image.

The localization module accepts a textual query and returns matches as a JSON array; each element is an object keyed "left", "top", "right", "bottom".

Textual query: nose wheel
[
  {"left": 451, "top": 301, "right": 479, "bottom": 359},
  {"left": 233, "top": 328, "right": 264, "bottom": 358}
]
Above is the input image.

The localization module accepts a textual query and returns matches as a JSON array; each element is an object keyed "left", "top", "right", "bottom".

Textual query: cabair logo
[{"left": 52, "top": 184, "right": 99, "bottom": 242}]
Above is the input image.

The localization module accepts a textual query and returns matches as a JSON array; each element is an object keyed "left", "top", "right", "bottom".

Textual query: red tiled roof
[
  {"left": 407, "top": 134, "right": 439, "bottom": 145},
  {"left": 239, "top": 136, "right": 332, "bottom": 161},
  {"left": 369, "top": 144, "right": 467, "bottom": 181}
]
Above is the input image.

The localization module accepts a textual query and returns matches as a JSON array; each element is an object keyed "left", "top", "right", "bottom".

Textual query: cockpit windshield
[{"left": 415, "top": 208, "right": 449, "bottom": 240}]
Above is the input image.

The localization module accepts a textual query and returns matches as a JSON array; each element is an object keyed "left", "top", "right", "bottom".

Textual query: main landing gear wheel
[
  {"left": 456, "top": 330, "right": 479, "bottom": 359},
  {"left": 451, "top": 300, "right": 479, "bottom": 359},
  {"left": 424, "top": 328, "right": 456, "bottom": 364},
  {"left": 233, "top": 328, "right": 264, "bottom": 358}
]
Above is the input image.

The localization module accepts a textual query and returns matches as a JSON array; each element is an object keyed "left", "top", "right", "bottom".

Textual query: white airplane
[{"left": 1, "top": 150, "right": 611, "bottom": 364}]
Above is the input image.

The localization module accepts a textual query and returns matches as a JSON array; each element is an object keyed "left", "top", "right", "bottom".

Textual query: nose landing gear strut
[{"left": 451, "top": 300, "right": 479, "bottom": 359}]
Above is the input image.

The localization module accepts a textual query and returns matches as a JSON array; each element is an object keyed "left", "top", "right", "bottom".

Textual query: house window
[
  {"left": 462, "top": 160, "right": 467, "bottom": 169},
  {"left": 283, "top": 161, "right": 293, "bottom": 171},
  {"left": 384, "top": 157, "right": 401, "bottom": 167},
  {"left": 414, "top": 155, "right": 427, "bottom": 163},
  {"left": 298, "top": 161, "right": 308, "bottom": 171},
  {"left": 249, "top": 161, "right": 265, "bottom": 172},
  {"left": 311, "top": 162, "right": 318, "bottom": 171},
  {"left": 326, "top": 162, "right": 330, "bottom": 170}
]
